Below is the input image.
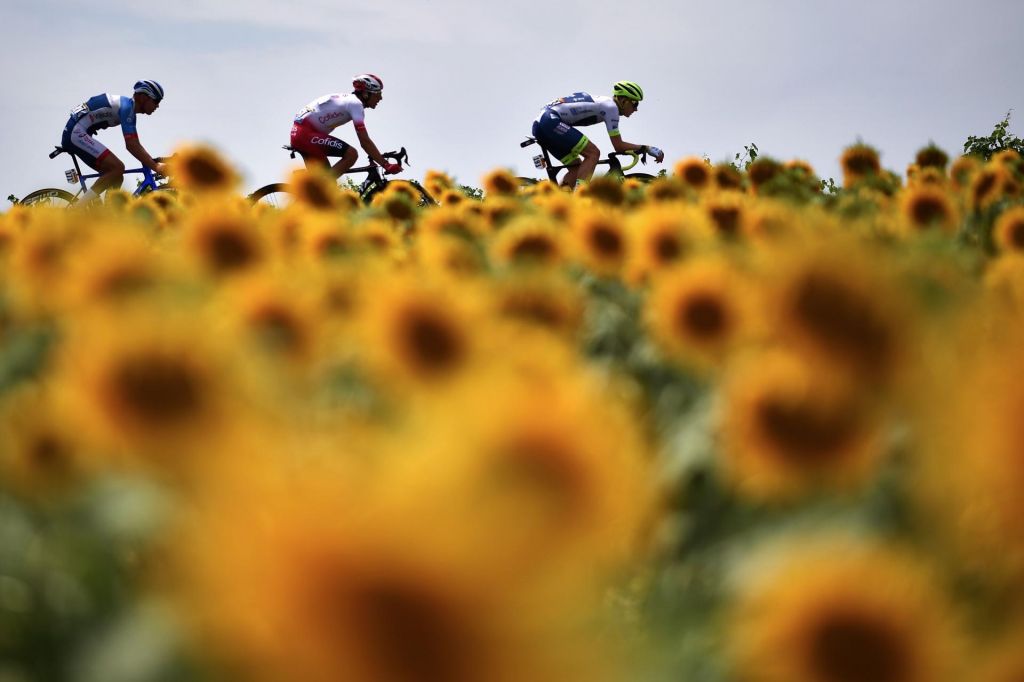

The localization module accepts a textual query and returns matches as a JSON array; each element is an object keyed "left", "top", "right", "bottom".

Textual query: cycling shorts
[
  {"left": 61, "top": 118, "right": 111, "bottom": 170},
  {"left": 290, "top": 119, "right": 353, "bottom": 162},
  {"left": 532, "top": 110, "right": 589, "bottom": 165}
]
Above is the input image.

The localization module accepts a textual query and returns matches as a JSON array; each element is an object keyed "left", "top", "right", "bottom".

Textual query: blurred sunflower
[
  {"left": 949, "top": 155, "right": 979, "bottom": 191},
  {"left": 489, "top": 272, "right": 584, "bottom": 340},
  {"left": 983, "top": 254, "right": 1024, "bottom": 310},
  {"left": 976, "top": 624, "right": 1024, "bottom": 682},
  {"left": 718, "top": 349, "right": 886, "bottom": 500},
  {"left": 168, "top": 144, "right": 239, "bottom": 195},
  {"left": 625, "top": 204, "right": 713, "bottom": 284},
  {"left": 747, "top": 157, "right": 783, "bottom": 194},
  {"left": 480, "top": 197, "right": 522, "bottom": 231},
  {"left": 490, "top": 216, "right": 566, "bottom": 270},
  {"left": 300, "top": 214, "right": 354, "bottom": 262},
  {"left": 287, "top": 168, "right": 346, "bottom": 212},
  {"left": 897, "top": 184, "right": 959, "bottom": 235},
  {"left": 358, "top": 274, "right": 481, "bottom": 387},
  {"left": 765, "top": 243, "right": 908, "bottom": 388},
  {"left": 644, "top": 177, "right": 687, "bottom": 203},
  {"left": 54, "top": 308, "right": 240, "bottom": 468},
  {"left": 0, "top": 383, "right": 94, "bottom": 498},
  {"left": 439, "top": 188, "right": 468, "bottom": 206},
  {"left": 993, "top": 205, "right": 1024, "bottom": 254},
  {"left": 354, "top": 218, "right": 403, "bottom": 258},
  {"left": 912, "top": 330, "right": 1024, "bottom": 587},
  {"left": 970, "top": 164, "right": 1021, "bottom": 212},
  {"left": 220, "top": 275, "right": 322, "bottom": 368},
  {"left": 418, "top": 230, "right": 487, "bottom": 279},
  {"left": 569, "top": 206, "right": 629, "bottom": 278},
  {"left": 646, "top": 257, "right": 754, "bottom": 371},
  {"left": 578, "top": 176, "right": 625, "bottom": 207},
  {"left": 841, "top": 142, "right": 882, "bottom": 187},
  {"left": 674, "top": 156, "right": 712, "bottom": 192},
  {"left": 423, "top": 169, "right": 454, "bottom": 200},
  {"left": 418, "top": 206, "right": 486, "bottom": 241},
  {"left": 182, "top": 204, "right": 266, "bottom": 278},
  {"left": 62, "top": 225, "right": 164, "bottom": 310},
  {"left": 172, "top": 464, "right": 616, "bottom": 682},
  {"left": 703, "top": 192, "right": 748, "bottom": 240},
  {"left": 915, "top": 143, "right": 949, "bottom": 171},
  {"left": 728, "top": 539, "right": 961, "bottom": 682},
  {"left": 6, "top": 218, "right": 78, "bottom": 312},
  {"left": 482, "top": 168, "right": 520, "bottom": 198},
  {"left": 906, "top": 165, "right": 946, "bottom": 187},
  {"left": 714, "top": 162, "right": 745, "bottom": 191}
]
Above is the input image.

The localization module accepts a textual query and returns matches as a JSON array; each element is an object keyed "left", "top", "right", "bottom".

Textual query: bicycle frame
[
  {"left": 52, "top": 146, "right": 165, "bottom": 198},
  {"left": 520, "top": 137, "right": 643, "bottom": 184}
]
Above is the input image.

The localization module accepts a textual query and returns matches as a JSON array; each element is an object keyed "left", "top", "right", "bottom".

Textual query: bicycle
[
  {"left": 12, "top": 146, "right": 172, "bottom": 207},
  {"left": 516, "top": 136, "right": 657, "bottom": 187},
  {"left": 249, "top": 146, "right": 435, "bottom": 208}
]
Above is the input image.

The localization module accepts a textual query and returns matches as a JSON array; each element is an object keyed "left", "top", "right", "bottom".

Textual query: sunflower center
[
  {"left": 678, "top": 293, "right": 728, "bottom": 340},
  {"left": 185, "top": 156, "right": 229, "bottom": 188},
  {"left": 251, "top": 306, "right": 304, "bottom": 355},
  {"left": 401, "top": 309, "right": 465, "bottom": 377},
  {"left": 909, "top": 196, "right": 949, "bottom": 227},
  {"left": 510, "top": 235, "right": 555, "bottom": 262},
  {"left": 756, "top": 397, "right": 859, "bottom": 462},
  {"left": 709, "top": 207, "right": 741, "bottom": 237},
  {"left": 1009, "top": 221, "right": 1024, "bottom": 249},
  {"left": 588, "top": 225, "right": 623, "bottom": 257},
  {"left": 204, "top": 227, "right": 256, "bottom": 273},
  {"left": 110, "top": 354, "right": 205, "bottom": 428},
  {"left": 352, "top": 576, "right": 474, "bottom": 682},
  {"left": 298, "top": 178, "right": 334, "bottom": 209},
  {"left": 683, "top": 164, "right": 710, "bottom": 187},
  {"left": 653, "top": 234, "right": 683, "bottom": 263},
  {"left": 808, "top": 611, "right": 909, "bottom": 682},
  {"left": 29, "top": 433, "right": 71, "bottom": 474},
  {"left": 792, "top": 272, "right": 892, "bottom": 374}
]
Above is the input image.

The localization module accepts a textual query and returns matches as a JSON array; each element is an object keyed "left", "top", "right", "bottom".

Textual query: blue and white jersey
[
  {"left": 65, "top": 94, "right": 138, "bottom": 138},
  {"left": 540, "top": 92, "right": 621, "bottom": 137}
]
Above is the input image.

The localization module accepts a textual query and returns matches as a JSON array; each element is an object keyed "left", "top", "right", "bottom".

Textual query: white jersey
[
  {"left": 541, "top": 92, "right": 621, "bottom": 137},
  {"left": 293, "top": 93, "right": 366, "bottom": 134}
]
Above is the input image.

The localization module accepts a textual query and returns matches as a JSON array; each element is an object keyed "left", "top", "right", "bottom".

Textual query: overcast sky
[{"left": 2, "top": 0, "right": 1022, "bottom": 202}]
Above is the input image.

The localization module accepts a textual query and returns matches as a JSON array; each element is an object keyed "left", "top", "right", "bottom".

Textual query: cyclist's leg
[
  {"left": 533, "top": 112, "right": 591, "bottom": 189},
  {"left": 574, "top": 141, "right": 601, "bottom": 187},
  {"left": 290, "top": 122, "right": 356, "bottom": 178},
  {"left": 62, "top": 124, "right": 124, "bottom": 200}
]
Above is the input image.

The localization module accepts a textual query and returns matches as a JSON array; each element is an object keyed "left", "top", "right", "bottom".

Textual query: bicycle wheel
[
  {"left": 20, "top": 188, "right": 76, "bottom": 207},
  {"left": 248, "top": 183, "right": 291, "bottom": 208},
  {"left": 406, "top": 180, "right": 436, "bottom": 207}
]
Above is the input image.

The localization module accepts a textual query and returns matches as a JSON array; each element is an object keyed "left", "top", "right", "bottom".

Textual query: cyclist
[
  {"left": 290, "top": 74, "right": 403, "bottom": 178},
  {"left": 532, "top": 81, "right": 664, "bottom": 189},
  {"left": 62, "top": 80, "right": 167, "bottom": 203}
]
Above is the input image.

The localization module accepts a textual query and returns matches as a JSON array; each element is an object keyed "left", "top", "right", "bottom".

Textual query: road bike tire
[
  {"left": 623, "top": 173, "right": 657, "bottom": 183},
  {"left": 406, "top": 180, "right": 436, "bottom": 207},
  {"left": 20, "top": 188, "right": 77, "bottom": 208},
  {"left": 248, "top": 183, "right": 291, "bottom": 208}
]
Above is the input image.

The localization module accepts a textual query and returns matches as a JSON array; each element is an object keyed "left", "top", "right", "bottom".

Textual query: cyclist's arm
[
  {"left": 125, "top": 136, "right": 166, "bottom": 175},
  {"left": 355, "top": 126, "right": 389, "bottom": 167},
  {"left": 610, "top": 136, "right": 665, "bottom": 162}
]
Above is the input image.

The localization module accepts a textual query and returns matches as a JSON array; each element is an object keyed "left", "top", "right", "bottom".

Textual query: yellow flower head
[
  {"left": 674, "top": 156, "right": 713, "bottom": 191},
  {"left": 569, "top": 206, "right": 629, "bottom": 278},
  {"left": 182, "top": 204, "right": 266, "bottom": 278},
  {"left": 578, "top": 176, "right": 625, "bottom": 207},
  {"left": 646, "top": 256, "right": 755, "bottom": 371},
  {"left": 897, "top": 184, "right": 959, "bottom": 235},
  {"left": 718, "top": 349, "right": 886, "bottom": 500},
  {"left": 728, "top": 539, "right": 961, "bottom": 682},
  {"left": 625, "top": 204, "right": 714, "bottom": 284},
  {"left": 482, "top": 168, "right": 520, "bottom": 198},
  {"left": 287, "top": 167, "right": 347, "bottom": 212},
  {"left": 490, "top": 215, "right": 566, "bottom": 270},
  {"left": 994, "top": 205, "right": 1024, "bottom": 254},
  {"left": 915, "top": 144, "right": 950, "bottom": 172},
  {"left": 168, "top": 144, "right": 239, "bottom": 195},
  {"left": 841, "top": 142, "right": 882, "bottom": 187}
]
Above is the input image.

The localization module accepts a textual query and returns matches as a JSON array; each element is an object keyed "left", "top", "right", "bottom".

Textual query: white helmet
[{"left": 352, "top": 74, "right": 383, "bottom": 94}]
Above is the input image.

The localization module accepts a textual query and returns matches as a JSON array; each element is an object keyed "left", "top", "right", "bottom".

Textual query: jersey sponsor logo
[
  {"left": 311, "top": 136, "right": 345, "bottom": 149},
  {"left": 555, "top": 122, "right": 571, "bottom": 134},
  {"left": 318, "top": 110, "right": 346, "bottom": 125}
]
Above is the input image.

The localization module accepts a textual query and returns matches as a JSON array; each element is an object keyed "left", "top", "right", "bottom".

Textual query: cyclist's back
[
  {"left": 542, "top": 92, "right": 620, "bottom": 132},
  {"left": 293, "top": 93, "right": 365, "bottom": 134}
]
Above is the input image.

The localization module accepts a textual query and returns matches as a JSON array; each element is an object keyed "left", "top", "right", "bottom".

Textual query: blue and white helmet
[{"left": 133, "top": 80, "right": 164, "bottom": 102}]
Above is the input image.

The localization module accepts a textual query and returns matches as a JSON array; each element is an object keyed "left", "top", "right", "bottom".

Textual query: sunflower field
[{"left": 1, "top": 139, "right": 1024, "bottom": 682}]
